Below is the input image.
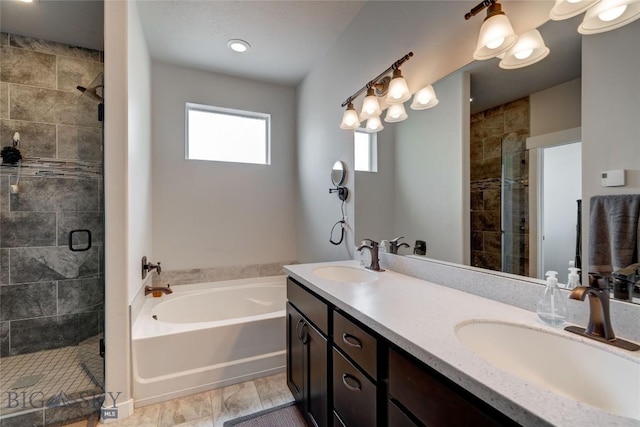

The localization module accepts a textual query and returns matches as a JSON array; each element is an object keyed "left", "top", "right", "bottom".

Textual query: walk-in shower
[{"left": 0, "top": 33, "right": 105, "bottom": 425}]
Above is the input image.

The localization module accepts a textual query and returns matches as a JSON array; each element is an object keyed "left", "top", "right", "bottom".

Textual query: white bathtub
[{"left": 132, "top": 276, "right": 286, "bottom": 406}]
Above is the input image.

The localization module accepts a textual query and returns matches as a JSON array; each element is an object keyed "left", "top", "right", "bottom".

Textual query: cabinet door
[
  {"left": 306, "top": 319, "right": 328, "bottom": 427},
  {"left": 287, "top": 302, "right": 328, "bottom": 427},
  {"left": 287, "top": 302, "right": 305, "bottom": 403}
]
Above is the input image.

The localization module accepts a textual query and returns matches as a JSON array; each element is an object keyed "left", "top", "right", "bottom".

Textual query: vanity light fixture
[
  {"left": 227, "top": 39, "right": 251, "bottom": 53},
  {"left": 498, "top": 29, "right": 550, "bottom": 69},
  {"left": 365, "top": 116, "right": 384, "bottom": 133},
  {"left": 340, "top": 101, "right": 361, "bottom": 130},
  {"left": 577, "top": 0, "right": 640, "bottom": 34},
  {"left": 465, "top": 0, "right": 518, "bottom": 60},
  {"left": 550, "top": 0, "right": 601, "bottom": 20},
  {"left": 360, "top": 87, "right": 382, "bottom": 119},
  {"left": 384, "top": 103, "right": 408, "bottom": 123},
  {"left": 340, "top": 52, "right": 414, "bottom": 132},
  {"left": 385, "top": 68, "right": 411, "bottom": 105},
  {"left": 410, "top": 84, "right": 439, "bottom": 110}
]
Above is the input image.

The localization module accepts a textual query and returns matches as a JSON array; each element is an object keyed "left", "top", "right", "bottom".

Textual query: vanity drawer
[
  {"left": 333, "top": 310, "right": 377, "bottom": 378},
  {"left": 287, "top": 277, "right": 328, "bottom": 335},
  {"left": 333, "top": 348, "right": 377, "bottom": 427},
  {"left": 388, "top": 348, "right": 515, "bottom": 427},
  {"left": 388, "top": 400, "right": 418, "bottom": 427}
]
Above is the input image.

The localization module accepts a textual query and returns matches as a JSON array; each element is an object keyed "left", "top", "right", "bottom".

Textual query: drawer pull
[
  {"left": 342, "top": 333, "right": 362, "bottom": 349},
  {"left": 341, "top": 373, "right": 362, "bottom": 392},
  {"left": 295, "top": 318, "right": 305, "bottom": 341}
]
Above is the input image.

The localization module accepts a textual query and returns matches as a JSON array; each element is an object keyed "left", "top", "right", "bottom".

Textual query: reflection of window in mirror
[{"left": 354, "top": 129, "right": 378, "bottom": 172}]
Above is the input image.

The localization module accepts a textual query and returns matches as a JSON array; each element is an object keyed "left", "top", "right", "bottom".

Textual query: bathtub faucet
[{"left": 145, "top": 284, "right": 172, "bottom": 296}]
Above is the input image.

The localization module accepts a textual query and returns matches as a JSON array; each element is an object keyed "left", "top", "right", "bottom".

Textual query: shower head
[{"left": 76, "top": 84, "right": 103, "bottom": 102}]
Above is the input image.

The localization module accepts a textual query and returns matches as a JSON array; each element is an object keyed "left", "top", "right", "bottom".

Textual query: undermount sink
[
  {"left": 456, "top": 321, "right": 640, "bottom": 421},
  {"left": 312, "top": 266, "right": 378, "bottom": 283}
]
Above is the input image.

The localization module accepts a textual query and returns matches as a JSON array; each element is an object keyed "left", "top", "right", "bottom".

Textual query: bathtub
[{"left": 132, "top": 276, "right": 286, "bottom": 406}]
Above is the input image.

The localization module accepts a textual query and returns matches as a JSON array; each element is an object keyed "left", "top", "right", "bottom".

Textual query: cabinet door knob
[
  {"left": 342, "top": 333, "right": 363, "bottom": 349},
  {"left": 301, "top": 322, "right": 309, "bottom": 345},
  {"left": 341, "top": 373, "right": 362, "bottom": 392},
  {"left": 295, "top": 318, "right": 305, "bottom": 341}
]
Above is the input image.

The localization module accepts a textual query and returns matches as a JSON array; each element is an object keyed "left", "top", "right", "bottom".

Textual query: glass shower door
[{"left": 501, "top": 148, "right": 529, "bottom": 276}]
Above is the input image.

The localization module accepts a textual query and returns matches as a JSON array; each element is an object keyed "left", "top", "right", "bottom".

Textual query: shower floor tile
[{"left": 0, "top": 345, "right": 103, "bottom": 416}]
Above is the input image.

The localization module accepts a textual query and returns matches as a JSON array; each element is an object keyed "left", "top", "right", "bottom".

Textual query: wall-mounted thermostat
[{"left": 601, "top": 169, "right": 625, "bottom": 187}]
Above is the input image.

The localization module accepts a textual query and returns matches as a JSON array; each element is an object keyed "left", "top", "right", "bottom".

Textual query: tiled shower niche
[{"left": 0, "top": 32, "right": 104, "bottom": 424}]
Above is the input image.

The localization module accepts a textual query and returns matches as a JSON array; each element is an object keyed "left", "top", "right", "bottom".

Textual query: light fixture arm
[
  {"left": 341, "top": 52, "right": 414, "bottom": 107},
  {"left": 464, "top": 0, "right": 496, "bottom": 20}
]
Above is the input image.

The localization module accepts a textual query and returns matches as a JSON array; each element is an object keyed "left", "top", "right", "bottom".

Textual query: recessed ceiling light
[{"left": 227, "top": 39, "right": 251, "bottom": 53}]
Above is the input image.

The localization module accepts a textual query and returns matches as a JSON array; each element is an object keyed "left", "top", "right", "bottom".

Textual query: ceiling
[{"left": 0, "top": 0, "right": 582, "bottom": 111}]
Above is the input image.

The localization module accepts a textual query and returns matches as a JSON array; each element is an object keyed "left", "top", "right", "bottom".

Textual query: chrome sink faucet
[
  {"left": 565, "top": 273, "right": 639, "bottom": 351},
  {"left": 357, "top": 239, "right": 384, "bottom": 272},
  {"left": 388, "top": 236, "right": 410, "bottom": 255}
]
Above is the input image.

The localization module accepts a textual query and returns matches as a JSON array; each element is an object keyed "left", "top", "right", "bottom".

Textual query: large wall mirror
[{"left": 355, "top": 14, "right": 640, "bottom": 305}]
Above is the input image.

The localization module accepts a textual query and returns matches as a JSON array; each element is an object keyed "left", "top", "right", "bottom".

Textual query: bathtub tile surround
[
  {"left": 383, "top": 253, "right": 640, "bottom": 343},
  {"left": 106, "top": 373, "right": 292, "bottom": 427},
  {"left": 0, "top": 31, "right": 104, "bottom": 359},
  {"left": 151, "top": 260, "right": 298, "bottom": 287}
]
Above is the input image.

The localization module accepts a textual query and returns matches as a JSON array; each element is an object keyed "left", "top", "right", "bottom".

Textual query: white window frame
[
  {"left": 185, "top": 102, "right": 271, "bottom": 165},
  {"left": 354, "top": 128, "right": 378, "bottom": 172}
]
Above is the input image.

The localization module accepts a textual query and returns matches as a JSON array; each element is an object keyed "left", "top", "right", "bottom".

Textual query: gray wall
[
  {"left": 151, "top": 62, "right": 298, "bottom": 272},
  {"left": 582, "top": 19, "right": 640, "bottom": 275},
  {"left": 530, "top": 78, "right": 581, "bottom": 137},
  {"left": 393, "top": 72, "right": 468, "bottom": 263},
  {"left": 0, "top": 32, "right": 104, "bottom": 356}
]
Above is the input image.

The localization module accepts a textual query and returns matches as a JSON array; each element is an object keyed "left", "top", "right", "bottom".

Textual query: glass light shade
[
  {"left": 550, "top": 0, "right": 601, "bottom": 20},
  {"left": 385, "top": 70, "right": 411, "bottom": 104},
  {"left": 340, "top": 102, "right": 361, "bottom": 130},
  {"left": 384, "top": 103, "right": 408, "bottom": 123},
  {"left": 364, "top": 116, "right": 384, "bottom": 133},
  {"left": 578, "top": 0, "right": 640, "bottom": 33},
  {"left": 410, "top": 85, "right": 439, "bottom": 110},
  {"left": 360, "top": 88, "right": 382, "bottom": 119},
  {"left": 499, "top": 29, "right": 550, "bottom": 69},
  {"left": 473, "top": 14, "right": 518, "bottom": 60}
]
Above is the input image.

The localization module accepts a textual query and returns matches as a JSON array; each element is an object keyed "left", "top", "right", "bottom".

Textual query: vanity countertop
[{"left": 284, "top": 260, "right": 640, "bottom": 427}]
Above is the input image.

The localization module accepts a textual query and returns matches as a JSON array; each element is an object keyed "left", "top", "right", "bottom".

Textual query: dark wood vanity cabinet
[
  {"left": 388, "top": 348, "right": 519, "bottom": 427},
  {"left": 287, "top": 278, "right": 329, "bottom": 427},
  {"left": 286, "top": 277, "right": 517, "bottom": 427}
]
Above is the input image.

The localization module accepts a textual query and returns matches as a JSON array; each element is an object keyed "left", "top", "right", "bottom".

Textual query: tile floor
[
  {"left": 0, "top": 346, "right": 102, "bottom": 416},
  {"left": 79, "top": 372, "right": 294, "bottom": 427}
]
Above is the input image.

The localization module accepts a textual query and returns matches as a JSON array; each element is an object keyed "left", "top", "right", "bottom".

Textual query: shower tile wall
[
  {"left": 0, "top": 32, "right": 103, "bottom": 357},
  {"left": 470, "top": 97, "right": 529, "bottom": 275}
]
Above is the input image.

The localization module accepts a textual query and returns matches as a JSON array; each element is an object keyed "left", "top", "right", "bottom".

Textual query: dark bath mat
[
  {"left": 223, "top": 402, "right": 306, "bottom": 427},
  {"left": 10, "top": 374, "right": 45, "bottom": 389}
]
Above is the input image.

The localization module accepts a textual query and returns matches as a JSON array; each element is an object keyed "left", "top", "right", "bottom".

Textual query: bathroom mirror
[
  {"left": 354, "top": 16, "right": 640, "bottom": 305},
  {"left": 331, "top": 160, "right": 347, "bottom": 186}
]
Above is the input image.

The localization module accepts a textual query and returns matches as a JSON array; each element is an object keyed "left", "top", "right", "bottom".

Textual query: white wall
[
  {"left": 542, "top": 142, "right": 582, "bottom": 277},
  {"left": 297, "top": 1, "right": 551, "bottom": 262},
  {"left": 104, "top": 0, "right": 152, "bottom": 419},
  {"left": 127, "top": 1, "right": 153, "bottom": 302},
  {"left": 530, "top": 78, "right": 581, "bottom": 137},
  {"left": 151, "top": 62, "right": 297, "bottom": 270},
  {"left": 582, "top": 19, "right": 640, "bottom": 275}
]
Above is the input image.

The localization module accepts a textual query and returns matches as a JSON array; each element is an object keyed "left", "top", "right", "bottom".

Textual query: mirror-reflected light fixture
[
  {"left": 550, "top": 0, "right": 640, "bottom": 34},
  {"left": 498, "top": 29, "right": 550, "bottom": 69},
  {"left": 578, "top": 0, "right": 640, "bottom": 34},
  {"left": 550, "top": 0, "right": 601, "bottom": 20},
  {"left": 340, "top": 52, "right": 440, "bottom": 132},
  {"left": 465, "top": 0, "right": 518, "bottom": 60}
]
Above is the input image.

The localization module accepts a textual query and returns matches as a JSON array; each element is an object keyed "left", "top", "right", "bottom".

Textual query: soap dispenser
[
  {"left": 566, "top": 264, "right": 581, "bottom": 290},
  {"left": 537, "top": 271, "right": 567, "bottom": 327}
]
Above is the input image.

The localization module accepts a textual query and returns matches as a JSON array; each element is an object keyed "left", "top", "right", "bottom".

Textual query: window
[
  {"left": 186, "top": 103, "right": 270, "bottom": 165},
  {"left": 354, "top": 129, "right": 377, "bottom": 172}
]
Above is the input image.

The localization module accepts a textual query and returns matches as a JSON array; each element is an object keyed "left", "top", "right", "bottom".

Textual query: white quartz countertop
[{"left": 284, "top": 260, "right": 640, "bottom": 427}]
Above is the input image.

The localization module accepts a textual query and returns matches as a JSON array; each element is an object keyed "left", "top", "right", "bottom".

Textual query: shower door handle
[{"left": 69, "top": 229, "right": 92, "bottom": 252}]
